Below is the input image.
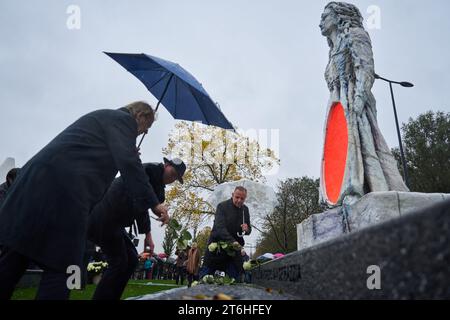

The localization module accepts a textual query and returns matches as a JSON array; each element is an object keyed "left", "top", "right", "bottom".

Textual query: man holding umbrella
[
  {"left": 87, "top": 157, "right": 186, "bottom": 300},
  {"left": 0, "top": 101, "right": 159, "bottom": 300},
  {"left": 201, "top": 186, "right": 251, "bottom": 280}
]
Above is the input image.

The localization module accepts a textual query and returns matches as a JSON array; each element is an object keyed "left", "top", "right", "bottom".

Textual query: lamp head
[{"left": 400, "top": 81, "right": 414, "bottom": 88}]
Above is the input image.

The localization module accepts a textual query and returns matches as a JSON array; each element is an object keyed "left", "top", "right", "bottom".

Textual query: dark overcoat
[
  {"left": 87, "top": 162, "right": 166, "bottom": 242},
  {"left": 203, "top": 198, "right": 251, "bottom": 272},
  {"left": 0, "top": 107, "right": 153, "bottom": 272}
]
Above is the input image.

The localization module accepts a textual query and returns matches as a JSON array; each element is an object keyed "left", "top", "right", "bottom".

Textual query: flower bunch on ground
[{"left": 199, "top": 274, "right": 236, "bottom": 286}]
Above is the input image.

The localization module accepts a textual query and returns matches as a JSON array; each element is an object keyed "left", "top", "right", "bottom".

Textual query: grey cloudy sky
[{"left": 1, "top": 0, "right": 449, "bottom": 254}]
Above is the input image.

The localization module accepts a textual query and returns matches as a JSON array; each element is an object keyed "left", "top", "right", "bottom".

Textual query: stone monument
[
  {"left": 319, "top": 1, "right": 408, "bottom": 207},
  {"left": 251, "top": 2, "right": 450, "bottom": 299}
]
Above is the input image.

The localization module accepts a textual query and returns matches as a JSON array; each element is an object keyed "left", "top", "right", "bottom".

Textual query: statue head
[{"left": 320, "top": 2, "right": 364, "bottom": 39}]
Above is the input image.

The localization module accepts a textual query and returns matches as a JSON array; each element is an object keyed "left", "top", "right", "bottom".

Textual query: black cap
[{"left": 163, "top": 157, "right": 186, "bottom": 184}]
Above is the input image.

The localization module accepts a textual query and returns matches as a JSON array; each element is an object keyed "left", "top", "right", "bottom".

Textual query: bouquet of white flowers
[
  {"left": 208, "top": 241, "right": 241, "bottom": 256},
  {"left": 199, "top": 273, "right": 236, "bottom": 286}
]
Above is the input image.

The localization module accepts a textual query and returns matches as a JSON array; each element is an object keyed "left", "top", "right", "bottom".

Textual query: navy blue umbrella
[{"left": 105, "top": 52, "right": 235, "bottom": 147}]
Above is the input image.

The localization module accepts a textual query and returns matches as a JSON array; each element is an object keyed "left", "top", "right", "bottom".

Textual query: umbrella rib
[
  {"left": 174, "top": 77, "right": 178, "bottom": 116},
  {"left": 187, "top": 84, "right": 234, "bottom": 130},
  {"left": 148, "top": 72, "right": 171, "bottom": 91}
]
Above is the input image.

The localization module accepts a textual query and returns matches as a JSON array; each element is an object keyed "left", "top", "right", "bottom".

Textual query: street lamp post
[{"left": 374, "top": 73, "right": 414, "bottom": 188}]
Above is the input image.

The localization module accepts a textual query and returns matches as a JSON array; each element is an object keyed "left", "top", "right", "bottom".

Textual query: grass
[{"left": 11, "top": 279, "right": 183, "bottom": 300}]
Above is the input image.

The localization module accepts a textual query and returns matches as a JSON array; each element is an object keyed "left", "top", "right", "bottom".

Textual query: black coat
[
  {"left": 87, "top": 162, "right": 166, "bottom": 243},
  {"left": 0, "top": 107, "right": 153, "bottom": 272}
]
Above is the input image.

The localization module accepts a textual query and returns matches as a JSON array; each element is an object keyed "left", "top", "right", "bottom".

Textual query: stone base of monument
[
  {"left": 16, "top": 269, "right": 43, "bottom": 288},
  {"left": 251, "top": 197, "right": 450, "bottom": 299},
  {"left": 297, "top": 192, "right": 450, "bottom": 251}
]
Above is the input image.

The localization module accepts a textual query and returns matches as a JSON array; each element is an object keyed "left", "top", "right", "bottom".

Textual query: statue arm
[{"left": 349, "top": 30, "right": 375, "bottom": 116}]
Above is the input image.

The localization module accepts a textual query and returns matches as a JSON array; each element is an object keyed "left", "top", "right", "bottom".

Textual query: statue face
[{"left": 319, "top": 8, "right": 335, "bottom": 36}]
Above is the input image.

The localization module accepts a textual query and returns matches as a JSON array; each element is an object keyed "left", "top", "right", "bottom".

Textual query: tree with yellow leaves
[{"left": 163, "top": 121, "right": 279, "bottom": 240}]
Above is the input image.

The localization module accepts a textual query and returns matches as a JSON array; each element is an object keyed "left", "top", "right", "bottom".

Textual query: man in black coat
[
  {"left": 0, "top": 101, "right": 163, "bottom": 300},
  {"left": 87, "top": 158, "right": 186, "bottom": 300},
  {"left": 0, "top": 168, "right": 20, "bottom": 254},
  {"left": 200, "top": 186, "right": 251, "bottom": 280}
]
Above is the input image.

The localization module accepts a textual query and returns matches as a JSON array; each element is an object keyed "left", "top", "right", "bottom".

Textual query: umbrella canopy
[
  {"left": 207, "top": 179, "right": 277, "bottom": 218},
  {"left": 105, "top": 52, "right": 234, "bottom": 132}
]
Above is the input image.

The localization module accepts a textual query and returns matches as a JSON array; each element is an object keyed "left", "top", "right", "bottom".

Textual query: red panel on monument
[{"left": 323, "top": 102, "right": 348, "bottom": 205}]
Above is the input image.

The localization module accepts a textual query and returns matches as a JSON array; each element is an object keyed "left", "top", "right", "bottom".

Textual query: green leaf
[{"left": 169, "top": 219, "right": 182, "bottom": 231}]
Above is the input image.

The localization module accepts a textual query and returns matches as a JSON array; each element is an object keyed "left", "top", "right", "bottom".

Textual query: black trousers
[
  {"left": 91, "top": 228, "right": 139, "bottom": 300},
  {"left": 0, "top": 248, "right": 70, "bottom": 300},
  {"left": 175, "top": 266, "right": 186, "bottom": 285},
  {"left": 187, "top": 273, "right": 199, "bottom": 287}
]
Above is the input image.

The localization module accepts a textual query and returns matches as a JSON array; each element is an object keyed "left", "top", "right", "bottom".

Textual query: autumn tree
[
  {"left": 163, "top": 121, "right": 280, "bottom": 238},
  {"left": 193, "top": 226, "right": 212, "bottom": 256},
  {"left": 254, "top": 177, "right": 322, "bottom": 256}
]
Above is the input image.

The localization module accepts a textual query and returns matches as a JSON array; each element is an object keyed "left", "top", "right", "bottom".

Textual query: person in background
[
  {"left": 175, "top": 247, "right": 187, "bottom": 285},
  {"left": 149, "top": 255, "right": 157, "bottom": 280},
  {"left": 186, "top": 242, "right": 201, "bottom": 287},
  {"left": 143, "top": 256, "right": 153, "bottom": 280}
]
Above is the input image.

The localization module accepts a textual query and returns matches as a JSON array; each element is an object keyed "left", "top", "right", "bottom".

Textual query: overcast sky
[{"left": 1, "top": 0, "right": 449, "bottom": 255}]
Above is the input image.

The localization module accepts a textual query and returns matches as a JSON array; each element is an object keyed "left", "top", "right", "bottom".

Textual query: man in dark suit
[
  {"left": 87, "top": 158, "right": 186, "bottom": 300},
  {"left": 0, "top": 101, "right": 162, "bottom": 300},
  {"left": 200, "top": 186, "right": 251, "bottom": 280}
]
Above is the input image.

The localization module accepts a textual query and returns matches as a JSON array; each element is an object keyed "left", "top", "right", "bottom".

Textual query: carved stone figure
[{"left": 319, "top": 2, "right": 408, "bottom": 207}]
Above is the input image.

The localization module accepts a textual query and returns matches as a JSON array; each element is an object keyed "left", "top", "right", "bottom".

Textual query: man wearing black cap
[{"left": 87, "top": 157, "right": 186, "bottom": 300}]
